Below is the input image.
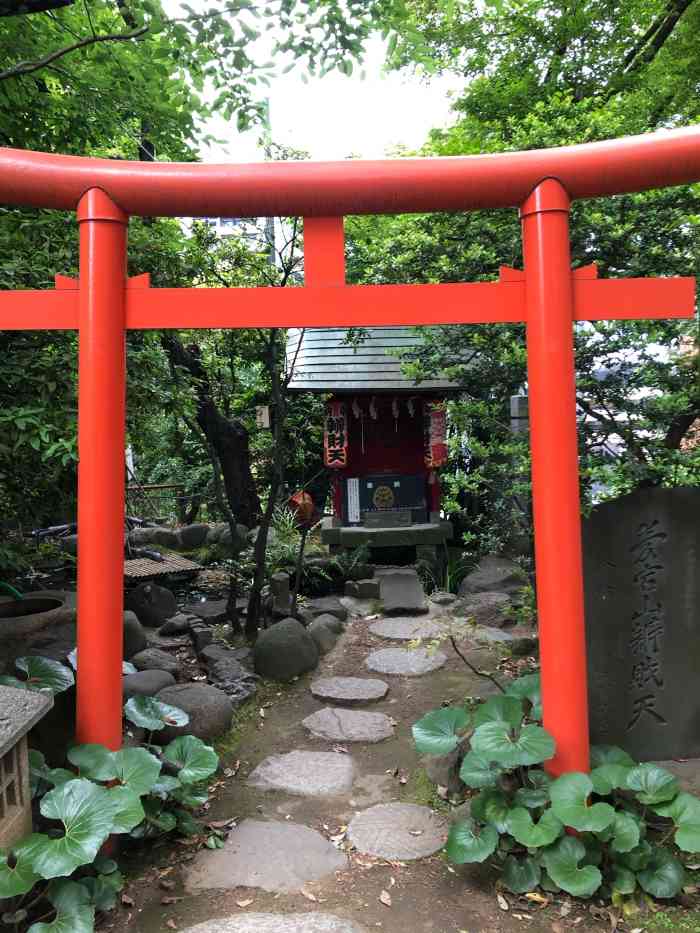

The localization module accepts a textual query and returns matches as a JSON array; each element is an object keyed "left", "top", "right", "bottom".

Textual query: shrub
[{"left": 413, "top": 674, "right": 700, "bottom": 902}]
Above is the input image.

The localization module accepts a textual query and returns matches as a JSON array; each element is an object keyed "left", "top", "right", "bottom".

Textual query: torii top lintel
[{"left": 2, "top": 125, "right": 700, "bottom": 217}]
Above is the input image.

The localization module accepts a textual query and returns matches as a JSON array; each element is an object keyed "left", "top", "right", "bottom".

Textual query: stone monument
[{"left": 583, "top": 486, "right": 700, "bottom": 761}]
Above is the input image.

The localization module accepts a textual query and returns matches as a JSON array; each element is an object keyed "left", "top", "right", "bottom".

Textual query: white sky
[{"left": 195, "top": 35, "right": 462, "bottom": 163}]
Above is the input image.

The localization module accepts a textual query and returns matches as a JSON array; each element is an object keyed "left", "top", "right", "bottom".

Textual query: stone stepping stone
[
  {"left": 302, "top": 707, "right": 394, "bottom": 743},
  {"left": 369, "top": 617, "right": 443, "bottom": 641},
  {"left": 347, "top": 802, "right": 448, "bottom": 860},
  {"left": 185, "top": 819, "right": 347, "bottom": 894},
  {"left": 310, "top": 676, "right": 389, "bottom": 706},
  {"left": 365, "top": 647, "right": 447, "bottom": 676},
  {"left": 248, "top": 750, "right": 356, "bottom": 797},
  {"left": 184, "top": 915, "right": 369, "bottom": 933},
  {"left": 379, "top": 569, "right": 428, "bottom": 616}
]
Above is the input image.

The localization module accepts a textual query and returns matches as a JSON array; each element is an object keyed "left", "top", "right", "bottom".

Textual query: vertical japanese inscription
[{"left": 627, "top": 518, "right": 668, "bottom": 731}]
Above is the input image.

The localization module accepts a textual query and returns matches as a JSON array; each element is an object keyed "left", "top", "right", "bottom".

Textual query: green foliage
[
  {"left": 2, "top": 672, "right": 219, "bottom": 933},
  {"left": 0, "top": 657, "right": 74, "bottom": 694},
  {"left": 123, "top": 696, "right": 190, "bottom": 732},
  {"left": 412, "top": 671, "right": 698, "bottom": 901}
]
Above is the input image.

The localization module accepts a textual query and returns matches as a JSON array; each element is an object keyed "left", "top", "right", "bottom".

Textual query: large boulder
[
  {"left": 306, "top": 596, "right": 347, "bottom": 623},
  {"left": 307, "top": 618, "right": 338, "bottom": 656},
  {"left": 458, "top": 556, "right": 527, "bottom": 597},
  {"left": 122, "top": 669, "right": 175, "bottom": 698},
  {"left": 126, "top": 582, "right": 177, "bottom": 628},
  {"left": 130, "top": 647, "right": 180, "bottom": 675},
  {"left": 156, "top": 683, "right": 232, "bottom": 742},
  {"left": 379, "top": 569, "right": 428, "bottom": 616},
  {"left": 177, "top": 523, "right": 210, "bottom": 549},
  {"left": 216, "top": 523, "right": 249, "bottom": 554},
  {"left": 124, "top": 611, "right": 148, "bottom": 659},
  {"left": 253, "top": 619, "right": 319, "bottom": 682},
  {"left": 459, "top": 591, "right": 512, "bottom": 627}
]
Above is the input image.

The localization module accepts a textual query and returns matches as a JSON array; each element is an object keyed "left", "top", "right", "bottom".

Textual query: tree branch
[{"left": 0, "top": 26, "right": 148, "bottom": 82}]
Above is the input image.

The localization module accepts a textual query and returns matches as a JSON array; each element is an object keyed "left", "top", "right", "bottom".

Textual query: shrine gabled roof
[{"left": 285, "top": 327, "right": 461, "bottom": 393}]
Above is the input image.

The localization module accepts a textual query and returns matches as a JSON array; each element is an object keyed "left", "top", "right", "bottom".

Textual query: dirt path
[{"left": 110, "top": 603, "right": 606, "bottom": 933}]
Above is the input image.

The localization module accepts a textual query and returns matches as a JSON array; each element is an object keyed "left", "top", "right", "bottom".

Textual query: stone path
[
  {"left": 149, "top": 570, "right": 529, "bottom": 933},
  {"left": 365, "top": 646, "right": 447, "bottom": 675}
]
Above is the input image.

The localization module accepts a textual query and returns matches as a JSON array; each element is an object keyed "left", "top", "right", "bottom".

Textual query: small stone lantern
[{"left": 0, "top": 685, "right": 53, "bottom": 849}]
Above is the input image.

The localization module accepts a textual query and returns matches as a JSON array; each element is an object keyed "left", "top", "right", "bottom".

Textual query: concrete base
[{"left": 321, "top": 518, "right": 452, "bottom": 551}]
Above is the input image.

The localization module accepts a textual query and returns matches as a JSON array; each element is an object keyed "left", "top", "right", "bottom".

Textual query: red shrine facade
[{"left": 286, "top": 326, "right": 455, "bottom": 561}]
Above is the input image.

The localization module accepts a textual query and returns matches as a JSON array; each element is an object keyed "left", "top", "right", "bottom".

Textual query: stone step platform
[
  {"left": 247, "top": 750, "right": 356, "bottom": 797},
  {"left": 184, "top": 915, "right": 369, "bottom": 933},
  {"left": 347, "top": 803, "right": 448, "bottom": 861},
  {"left": 185, "top": 819, "right": 347, "bottom": 894},
  {"left": 302, "top": 707, "right": 394, "bottom": 743},
  {"left": 365, "top": 646, "right": 447, "bottom": 676},
  {"left": 369, "top": 617, "right": 444, "bottom": 641},
  {"left": 310, "top": 676, "right": 389, "bottom": 706},
  {"left": 378, "top": 568, "right": 428, "bottom": 616}
]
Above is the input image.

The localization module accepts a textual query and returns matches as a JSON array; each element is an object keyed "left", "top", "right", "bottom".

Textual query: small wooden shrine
[{"left": 286, "top": 327, "right": 457, "bottom": 562}]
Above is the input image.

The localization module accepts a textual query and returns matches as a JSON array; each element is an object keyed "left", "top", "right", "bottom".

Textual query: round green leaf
[
  {"left": 163, "top": 735, "right": 219, "bottom": 784},
  {"left": 621, "top": 840, "right": 653, "bottom": 872},
  {"left": 112, "top": 747, "right": 162, "bottom": 795},
  {"left": 471, "top": 721, "right": 555, "bottom": 769},
  {"left": 412, "top": 707, "right": 469, "bottom": 756},
  {"left": 151, "top": 775, "right": 181, "bottom": 797},
  {"left": 21, "top": 780, "right": 118, "bottom": 878},
  {"left": 446, "top": 818, "right": 498, "bottom": 864},
  {"left": 28, "top": 748, "right": 50, "bottom": 798},
  {"left": 549, "top": 772, "right": 615, "bottom": 832},
  {"left": 171, "top": 783, "right": 209, "bottom": 808},
  {"left": 638, "top": 847, "right": 685, "bottom": 899},
  {"left": 79, "top": 869, "right": 124, "bottom": 912},
  {"left": 506, "top": 807, "right": 563, "bottom": 847},
  {"left": 502, "top": 854, "right": 541, "bottom": 894},
  {"left": 123, "top": 696, "right": 190, "bottom": 731},
  {"left": 626, "top": 764, "right": 679, "bottom": 805},
  {"left": 32, "top": 879, "right": 95, "bottom": 933},
  {"left": 542, "top": 836, "right": 602, "bottom": 897},
  {"left": 472, "top": 695, "right": 523, "bottom": 730},
  {"left": 46, "top": 768, "right": 75, "bottom": 787},
  {"left": 67, "top": 744, "right": 117, "bottom": 781},
  {"left": 15, "top": 656, "right": 74, "bottom": 694},
  {"left": 653, "top": 792, "right": 700, "bottom": 853},
  {"left": 0, "top": 675, "right": 29, "bottom": 689},
  {"left": 610, "top": 810, "right": 641, "bottom": 853},
  {"left": 505, "top": 673, "right": 542, "bottom": 719},
  {"left": 514, "top": 769, "right": 551, "bottom": 808},
  {"left": 590, "top": 763, "right": 631, "bottom": 796},
  {"left": 106, "top": 785, "right": 146, "bottom": 834},
  {"left": 611, "top": 865, "right": 637, "bottom": 895},
  {"left": 0, "top": 848, "right": 40, "bottom": 898},
  {"left": 471, "top": 788, "right": 512, "bottom": 833},
  {"left": 590, "top": 745, "right": 635, "bottom": 769},
  {"left": 459, "top": 750, "right": 503, "bottom": 789}
]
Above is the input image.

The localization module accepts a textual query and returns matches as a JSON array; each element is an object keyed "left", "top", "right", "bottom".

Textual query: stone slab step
[
  {"left": 310, "top": 676, "right": 389, "bottom": 706},
  {"left": 347, "top": 802, "right": 448, "bottom": 861},
  {"left": 302, "top": 707, "right": 394, "bottom": 743},
  {"left": 369, "top": 617, "right": 443, "bottom": 641},
  {"left": 248, "top": 750, "right": 356, "bottom": 797},
  {"left": 365, "top": 646, "right": 447, "bottom": 676},
  {"left": 185, "top": 819, "right": 347, "bottom": 894},
  {"left": 184, "top": 916, "right": 368, "bottom": 933}
]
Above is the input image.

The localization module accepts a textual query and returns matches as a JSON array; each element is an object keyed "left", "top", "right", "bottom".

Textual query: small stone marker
[
  {"left": 379, "top": 569, "right": 428, "bottom": 615},
  {"left": 270, "top": 571, "right": 292, "bottom": 617},
  {"left": 248, "top": 750, "right": 356, "bottom": 797},
  {"left": 369, "top": 617, "right": 443, "bottom": 641},
  {"left": 0, "top": 685, "right": 53, "bottom": 848},
  {"left": 185, "top": 819, "right": 347, "bottom": 893},
  {"left": 310, "top": 676, "right": 389, "bottom": 706},
  {"left": 302, "top": 707, "right": 394, "bottom": 743},
  {"left": 183, "top": 915, "right": 369, "bottom": 933},
  {"left": 583, "top": 487, "right": 700, "bottom": 761},
  {"left": 347, "top": 803, "right": 448, "bottom": 860},
  {"left": 365, "top": 646, "right": 447, "bottom": 676}
]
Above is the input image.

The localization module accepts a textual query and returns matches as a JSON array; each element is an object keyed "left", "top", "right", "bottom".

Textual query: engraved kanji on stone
[
  {"left": 630, "top": 655, "right": 664, "bottom": 690},
  {"left": 627, "top": 693, "right": 668, "bottom": 730},
  {"left": 629, "top": 605, "right": 665, "bottom": 655}
]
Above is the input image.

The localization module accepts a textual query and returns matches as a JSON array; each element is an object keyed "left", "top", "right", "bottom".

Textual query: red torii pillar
[{"left": 0, "top": 133, "right": 697, "bottom": 772}]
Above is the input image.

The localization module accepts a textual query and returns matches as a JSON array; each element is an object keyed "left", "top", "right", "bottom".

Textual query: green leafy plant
[
  {"left": 2, "top": 713, "right": 219, "bottom": 932},
  {"left": 0, "top": 657, "right": 74, "bottom": 694},
  {"left": 412, "top": 674, "right": 699, "bottom": 903}
]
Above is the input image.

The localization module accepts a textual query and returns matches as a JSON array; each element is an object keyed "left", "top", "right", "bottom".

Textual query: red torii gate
[{"left": 0, "top": 129, "right": 698, "bottom": 776}]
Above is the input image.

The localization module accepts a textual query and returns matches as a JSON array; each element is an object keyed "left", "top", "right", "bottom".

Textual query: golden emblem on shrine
[{"left": 372, "top": 485, "right": 395, "bottom": 510}]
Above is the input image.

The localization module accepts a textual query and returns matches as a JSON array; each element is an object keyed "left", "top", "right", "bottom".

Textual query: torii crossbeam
[{"left": 0, "top": 129, "right": 698, "bottom": 775}]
